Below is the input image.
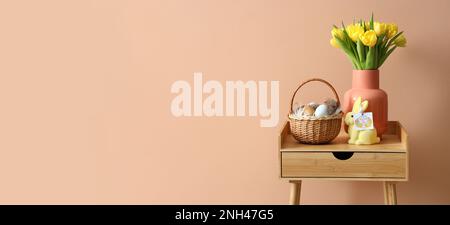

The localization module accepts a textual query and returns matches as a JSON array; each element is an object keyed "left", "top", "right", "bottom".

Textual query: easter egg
[
  {"left": 303, "top": 105, "right": 315, "bottom": 116},
  {"left": 314, "top": 104, "right": 329, "bottom": 117},
  {"left": 324, "top": 98, "right": 338, "bottom": 114}
]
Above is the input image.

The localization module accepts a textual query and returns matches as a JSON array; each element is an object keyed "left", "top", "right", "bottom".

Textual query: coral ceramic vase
[{"left": 343, "top": 70, "right": 388, "bottom": 137}]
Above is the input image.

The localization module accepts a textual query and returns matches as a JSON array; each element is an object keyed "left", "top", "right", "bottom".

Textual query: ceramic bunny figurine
[{"left": 344, "top": 96, "right": 381, "bottom": 145}]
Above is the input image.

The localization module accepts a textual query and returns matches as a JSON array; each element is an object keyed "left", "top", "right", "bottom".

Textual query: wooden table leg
[
  {"left": 383, "top": 181, "right": 397, "bottom": 205},
  {"left": 289, "top": 180, "right": 302, "bottom": 205}
]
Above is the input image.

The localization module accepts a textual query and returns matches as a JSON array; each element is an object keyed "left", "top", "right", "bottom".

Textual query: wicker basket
[{"left": 288, "top": 78, "right": 343, "bottom": 144}]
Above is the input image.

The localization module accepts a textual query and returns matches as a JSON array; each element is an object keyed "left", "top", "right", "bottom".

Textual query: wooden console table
[{"left": 278, "top": 121, "right": 408, "bottom": 205}]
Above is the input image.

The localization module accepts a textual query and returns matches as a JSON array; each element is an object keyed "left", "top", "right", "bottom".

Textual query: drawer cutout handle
[{"left": 332, "top": 152, "right": 354, "bottom": 160}]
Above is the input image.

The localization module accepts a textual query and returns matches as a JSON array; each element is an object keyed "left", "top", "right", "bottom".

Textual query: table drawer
[{"left": 281, "top": 152, "right": 406, "bottom": 179}]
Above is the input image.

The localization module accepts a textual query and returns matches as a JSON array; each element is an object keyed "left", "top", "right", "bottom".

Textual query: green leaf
[
  {"left": 340, "top": 25, "right": 353, "bottom": 50},
  {"left": 374, "top": 45, "right": 379, "bottom": 69},
  {"left": 366, "top": 46, "right": 375, "bottom": 69},
  {"left": 381, "top": 35, "right": 389, "bottom": 58},
  {"left": 375, "top": 34, "right": 385, "bottom": 67},
  {"left": 335, "top": 37, "right": 359, "bottom": 69},
  {"left": 364, "top": 44, "right": 368, "bottom": 59},
  {"left": 350, "top": 40, "right": 359, "bottom": 63},
  {"left": 341, "top": 22, "right": 362, "bottom": 68},
  {"left": 370, "top": 13, "right": 374, "bottom": 30},
  {"left": 378, "top": 46, "right": 397, "bottom": 68},
  {"left": 387, "top": 31, "right": 404, "bottom": 47},
  {"left": 377, "top": 33, "right": 386, "bottom": 45},
  {"left": 349, "top": 55, "right": 360, "bottom": 69},
  {"left": 335, "top": 37, "right": 349, "bottom": 52},
  {"left": 357, "top": 40, "right": 365, "bottom": 65},
  {"left": 378, "top": 43, "right": 384, "bottom": 65}
]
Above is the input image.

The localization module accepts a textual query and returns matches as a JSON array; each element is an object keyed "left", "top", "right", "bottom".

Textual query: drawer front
[{"left": 281, "top": 152, "right": 406, "bottom": 178}]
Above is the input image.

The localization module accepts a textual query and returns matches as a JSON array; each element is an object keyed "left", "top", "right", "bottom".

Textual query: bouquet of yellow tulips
[{"left": 330, "top": 14, "right": 406, "bottom": 69}]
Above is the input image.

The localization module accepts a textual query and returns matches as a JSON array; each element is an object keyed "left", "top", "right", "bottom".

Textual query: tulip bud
[
  {"left": 386, "top": 23, "right": 398, "bottom": 39},
  {"left": 331, "top": 28, "right": 344, "bottom": 40},
  {"left": 394, "top": 35, "right": 407, "bottom": 47},
  {"left": 374, "top": 22, "right": 387, "bottom": 36},
  {"left": 330, "top": 38, "right": 340, "bottom": 48},
  {"left": 359, "top": 30, "right": 378, "bottom": 47},
  {"left": 346, "top": 24, "right": 364, "bottom": 42}
]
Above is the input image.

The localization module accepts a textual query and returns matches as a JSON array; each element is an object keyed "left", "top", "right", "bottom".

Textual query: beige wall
[{"left": 0, "top": 0, "right": 449, "bottom": 204}]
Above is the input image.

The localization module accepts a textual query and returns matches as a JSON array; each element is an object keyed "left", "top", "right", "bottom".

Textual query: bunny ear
[
  {"left": 352, "top": 96, "right": 362, "bottom": 113},
  {"left": 361, "top": 100, "right": 369, "bottom": 112}
]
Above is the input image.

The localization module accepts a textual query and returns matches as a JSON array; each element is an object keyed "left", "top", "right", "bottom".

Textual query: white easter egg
[{"left": 314, "top": 104, "right": 329, "bottom": 117}]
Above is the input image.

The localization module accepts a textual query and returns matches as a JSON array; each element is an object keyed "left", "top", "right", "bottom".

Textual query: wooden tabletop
[{"left": 279, "top": 121, "right": 408, "bottom": 153}]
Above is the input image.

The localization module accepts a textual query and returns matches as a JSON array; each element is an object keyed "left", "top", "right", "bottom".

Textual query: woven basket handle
[{"left": 289, "top": 78, "right": 340, "bottom": 114}]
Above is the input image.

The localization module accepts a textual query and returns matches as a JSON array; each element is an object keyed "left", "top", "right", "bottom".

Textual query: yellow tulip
[
  {"left": 346, "top": 24, "right": 364, "bottom": 42},
  {"left": 374, "top": 22, "right": 387, "bottom": 36},
  {"left": 331, "top": 28, "right": 344, "bottom": 40},
  {"left": 394, "top": 35, "right": 407, "bottom": 47},
  {"left": 330, "top": 38, "right": 340, "bottom": 48},
  {"left": 365, "top": 21, "right": 371, "bottom": 30},
  {"left": 359, "top": 30, "right": 377, "bottom": 47},
  {"left": 386, "top": 23, "right": 398, "bottom": 39}
]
